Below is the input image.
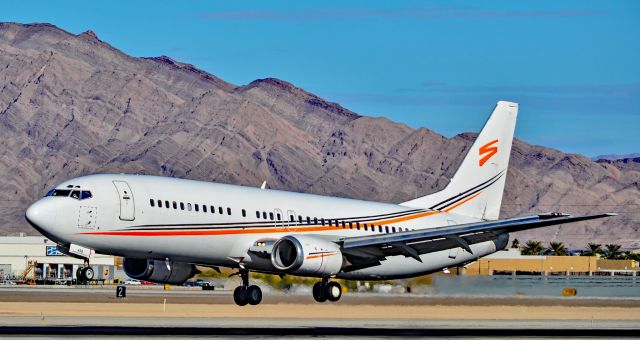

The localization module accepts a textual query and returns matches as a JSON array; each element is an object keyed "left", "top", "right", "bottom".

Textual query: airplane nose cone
[{"left": 25, "top": 199, "right": 57, "bottom": 231}]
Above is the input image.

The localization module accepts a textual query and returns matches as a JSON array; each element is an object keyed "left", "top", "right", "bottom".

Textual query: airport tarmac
[{"left": 1, "top": 286, "right": 639, "bottom": 336}]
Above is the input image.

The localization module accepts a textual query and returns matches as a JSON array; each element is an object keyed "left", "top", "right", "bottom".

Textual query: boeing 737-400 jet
[{"left": 25, "top": 101, "right": 614, "bottom": 305}]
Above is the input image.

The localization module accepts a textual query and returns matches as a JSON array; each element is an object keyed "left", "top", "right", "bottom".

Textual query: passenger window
[
  {"left": 227, "top": 207, "right": 231, "bottom": 215},
  {"left": 321, "top": 218, "right": 325, "bottom": 226},
  {"left": 385, "top": 226, "right": 389, "bottom": 233},
  {"left": 187, "top": 203, "right": 192, "bottom": 211},
  {"left": 277, "top": 213, "right": 281, "bottom": 220},
  {"left": 219, "top": 207, "right": 223, "bottom": 214},
  {"left": 211, "top": 206, "right": 215, "bottom": 214},
  {"left": 378, "top": 226, "right": 382, "bottom": 233},
  {"left": 307, "top": 216, "right": 311, "bottom": 224},
  {"left": 342, "top": 221, "right": 346, "bottom": 228},
  {"left": 203, "top": 205, "right": 207, "bottom": 213},
  {"left": 180, "top": 202, "right": 185, "bottom": 210},
  {"left": 356, "top": 222, "right": 360, "bottom": 230},
  {"left": 256, "top": 211, "right": 260, "bottom": 218},
  {"left": 290, "top": 215, "right": 294, "bottom": 222},
  {"left": 349, "top": 222, "right": 353, "bottom": 229},
  {"left": 314, "top": 217, "right": 318, "bottom": 225},
  {"left": 150, "top": 199, "right": 155, "bottom": 207},
  {"left": 158, "top": 200, "right": 163, "bottom": 208},
  {"left": 364, "top": 224, "right": 368, "bottom": 231},
  {"left": 298, "top": 216, "right": 303, "bottom": 223},
  {"left": 269, "top": 212, "right": 274, "bottom": 220},
  {"left": 242, "top": 209, "right": 246, "bottom": 217},
  {"left": 165, "top": 201, "right": 170, "bottom": 209},
  {"left": 81, "top": 191, "right": 92, "bottom": 200},
  {"left": 195, "top": 204, "right": 199, "bottom": 212},
  {"left": 263, "top": 212, "right": 268, "bottom": 219},
  {"left": 173, "top": 201, "right": 177, "bottom": 209},
  {"left": 392, "top": 227, "right": 397, "bottom": 233}
]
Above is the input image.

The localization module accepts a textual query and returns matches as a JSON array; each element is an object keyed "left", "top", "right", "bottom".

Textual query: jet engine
[
  {"left": 123, "top": 258, "right": 197, "bottom": 285},
  {"left": 271, "top": 235, "right": 343, "bottom": 276}
]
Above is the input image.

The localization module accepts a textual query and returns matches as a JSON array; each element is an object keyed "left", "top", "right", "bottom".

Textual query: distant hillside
[
  {"left": 593, "top": 153, "right": 640, "bottom": 161},
  {"left": 0, "top": 22, "right": 638, "bottom": 247}
]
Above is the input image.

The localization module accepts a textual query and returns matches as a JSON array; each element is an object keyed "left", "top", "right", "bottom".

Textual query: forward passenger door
[{"left": 113, "top": 180, "right": 135, "bottom": 221}]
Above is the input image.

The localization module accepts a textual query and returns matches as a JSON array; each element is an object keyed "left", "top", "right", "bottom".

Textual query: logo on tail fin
[{"left": 479, "top": 139, "right": 499, "bottom": 166}]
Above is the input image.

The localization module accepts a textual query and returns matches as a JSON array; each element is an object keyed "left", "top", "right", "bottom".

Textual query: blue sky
[{"left": 4, "top": 1, "right": 639, "bottom": 156}]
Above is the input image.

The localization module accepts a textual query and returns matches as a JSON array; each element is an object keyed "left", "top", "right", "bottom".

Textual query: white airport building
[{"left": 0, "top": 235, "right": 116, "bottom": 282}]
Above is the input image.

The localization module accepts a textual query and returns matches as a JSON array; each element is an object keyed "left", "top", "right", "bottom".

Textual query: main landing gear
[
  {"left": 75, "top": 261, "right": 94, "bottom": 284},
  {"left": 232, "top": 269, "right": 262, "bottom": 306},
  {"left": 312, "top": 279, "right": 342, "bottom": 303}
]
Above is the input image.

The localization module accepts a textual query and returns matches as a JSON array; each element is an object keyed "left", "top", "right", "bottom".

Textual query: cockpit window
[
  {"left": 46, "top": 189, "right": 92, "bottom": 200},
  {"left": 50, "top": 189, "right": 71, "bottom": 197}
]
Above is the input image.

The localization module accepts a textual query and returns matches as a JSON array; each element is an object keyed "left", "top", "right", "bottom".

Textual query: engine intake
[
  {"left": 123, "top": 258, "right": 197, "bottom": 285},
  {"left": 271, "top": 235, "right": 343, "bottom": 277}
]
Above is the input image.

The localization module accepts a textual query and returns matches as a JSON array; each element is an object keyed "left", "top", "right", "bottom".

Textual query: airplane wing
[{"left": 337, "top": 213, "right": 616, "bottom": 272}]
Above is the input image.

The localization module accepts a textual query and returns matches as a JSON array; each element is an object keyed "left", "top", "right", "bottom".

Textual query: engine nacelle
[
  {"left": 271, "top": 235, "right": 343, "bottom": 277},
  {"left": 123, "top": 258, "right": 197, "bottom": 285}
]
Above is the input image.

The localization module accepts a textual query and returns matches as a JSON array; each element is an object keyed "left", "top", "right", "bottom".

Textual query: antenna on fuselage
[{"left": 260, "top": 181, "right": 267, "bottom": 190}]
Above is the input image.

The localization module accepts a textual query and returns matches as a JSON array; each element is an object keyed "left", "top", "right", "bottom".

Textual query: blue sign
[{"left": 46, "top": 245, "right": 65, "bottom": 256}]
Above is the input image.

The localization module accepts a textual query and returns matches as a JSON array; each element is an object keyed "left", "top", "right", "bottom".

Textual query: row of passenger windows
[
  {"left": 149, "top": 198, "right": 413, "bottom": 234},
  {"left": 149, "top": 199, "right": 243, "bottom": 217}
]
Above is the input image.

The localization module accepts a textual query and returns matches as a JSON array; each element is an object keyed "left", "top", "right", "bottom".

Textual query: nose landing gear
[
  {"left": 312, "top": 279, "right": 342, "bottom": 303},
  {"left": 232, "top": 269, "right": 262, "bottom": 306},
  {"left": 75, "top": 261, "right": 94, "bottom": 284}
]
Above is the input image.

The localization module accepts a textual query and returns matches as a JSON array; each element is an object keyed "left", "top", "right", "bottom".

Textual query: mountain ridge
[{"left": 0, "top": 22, "right": 638, "bottom": 248}]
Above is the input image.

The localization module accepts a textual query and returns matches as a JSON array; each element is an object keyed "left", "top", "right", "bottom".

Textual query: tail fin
[{"left": 401, "top": 101, "right": 518, "bottom": 220}]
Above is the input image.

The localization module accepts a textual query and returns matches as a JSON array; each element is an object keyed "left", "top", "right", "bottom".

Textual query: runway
[{"left": 1, "top": 286, "right": 639, "bottom": 336}]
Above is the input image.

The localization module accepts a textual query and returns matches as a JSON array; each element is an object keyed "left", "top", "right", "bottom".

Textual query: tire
[
  {"left": 83, "top": 267, "right": 95, "bottom": 281},
  {"left": 326, "top": 282, "right": 342, "bottom": 302},
  {"left": 75, "top": 268, "right": 84, "bottom": 282},
  {"left": 312, "top": 282, "right": 327, "bottom": 303},
  {"left": 233, "top": 286, "right": 249, "bottom": 306},
  {"left": 246, "top": 285, "right": 263, "bottom": 305}
]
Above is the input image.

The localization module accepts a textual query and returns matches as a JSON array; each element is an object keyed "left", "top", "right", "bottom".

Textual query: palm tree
[
  {"left": 604, "top": 244, "right": 622, "bottom": 259},
  {"left": 511, "top": 238, "right": 520, "bottom": 249},
  {"left": 521, "top": 240, "right": 544, "bottom": 255},
  {"left": 546, "top": 241, "right": 568, "bottom": 256},
  {"left": 582, "top": 243, "right": 603, "bottom": 257},
  {"left": 625, "top": 252, "right": 640, "bottom": 261}
]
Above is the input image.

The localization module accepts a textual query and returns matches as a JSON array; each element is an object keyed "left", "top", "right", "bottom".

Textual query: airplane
[{"left": 25, "top": 101, "right": 614, "bottom": 306}]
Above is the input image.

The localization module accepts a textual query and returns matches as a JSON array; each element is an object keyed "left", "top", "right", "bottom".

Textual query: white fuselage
[{"left": 26, "top": 174, "right": 505, "bottom": 280}]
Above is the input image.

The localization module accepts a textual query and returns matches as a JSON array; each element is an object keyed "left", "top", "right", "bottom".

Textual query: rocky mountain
[{"left": 1, "top": 23, "right": 638, "bottom": 248}]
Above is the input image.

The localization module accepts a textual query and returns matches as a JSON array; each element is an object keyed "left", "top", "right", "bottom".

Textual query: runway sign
[{"left": 116, "top": 285, "right": 126, "bottom": 298}]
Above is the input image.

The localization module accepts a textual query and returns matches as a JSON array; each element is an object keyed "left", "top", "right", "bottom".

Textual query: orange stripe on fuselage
[
  {"left": 77, "top": 194, "right": 482, "bottom": 237},
  {"left": 77, "top": 225, "right": 337, "bottom": 237},
  {"left": 443, "top": 192, "right": 481, "bottom": 213}
]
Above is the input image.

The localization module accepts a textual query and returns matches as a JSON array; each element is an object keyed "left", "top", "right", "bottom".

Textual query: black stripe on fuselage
[
  {"left": 122, "top": 208, "right": 428, "bottom": 231},
  {"left": 429, "top": 170, "right": 505, "bottom": 210}
]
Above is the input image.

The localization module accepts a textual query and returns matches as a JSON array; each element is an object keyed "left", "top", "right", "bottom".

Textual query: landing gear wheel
[
  {"left": 247, "top": 285, "right": 263, "bottom": 305},
  {"left": 312, "top": 282, "right": 327, "bottom": 302},
  {"left": 326, "top": 282, "right": 342, "bottom": 302},
  {"left": 75, "top": 268, "right": 84, "bottom": 283},
  {"left": 82, "top": 267, "right": 95, "bottom": 281},
  {"left": 233, "top": 286, "right": 249, "bottom": 306}
]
